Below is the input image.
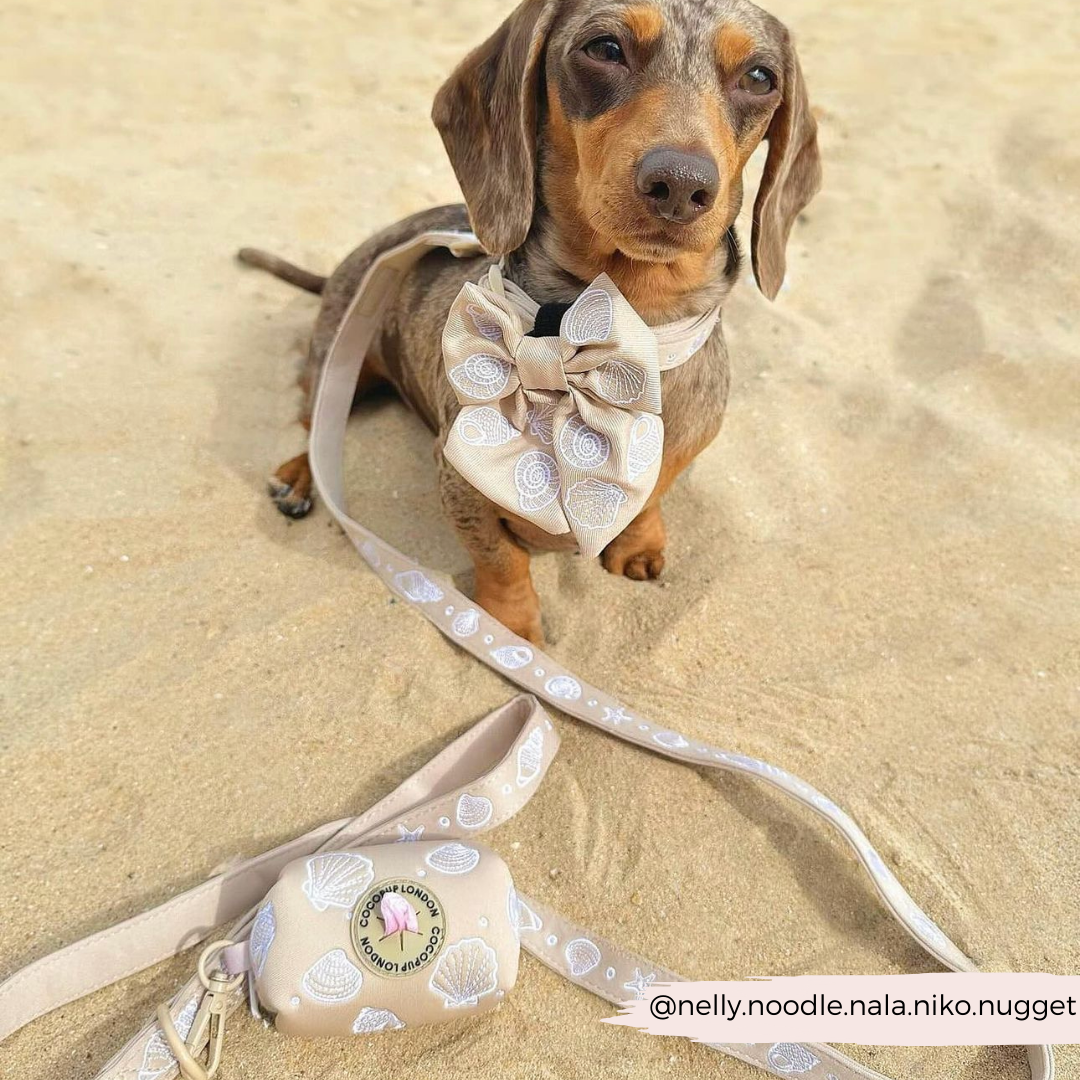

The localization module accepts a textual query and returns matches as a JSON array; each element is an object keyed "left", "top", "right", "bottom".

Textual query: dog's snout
[{"left": 635, "top": 148, "right": 720, "bottom": 225}]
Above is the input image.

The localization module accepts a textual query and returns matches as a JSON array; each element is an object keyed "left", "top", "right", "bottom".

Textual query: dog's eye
[
  {"left": 738, "top": 66, "right": 776, "bottom": 95},
  {"left": 583, "top": 36, "right": 626, "bottom": 65}
]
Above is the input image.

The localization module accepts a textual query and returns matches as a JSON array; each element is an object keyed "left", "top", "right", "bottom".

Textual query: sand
[{"left": 1, "top": 0, "right": 1077, "bottom": 1077}]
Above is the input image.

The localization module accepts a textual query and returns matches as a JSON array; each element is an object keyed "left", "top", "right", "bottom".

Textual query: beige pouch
[{"left": 254, "top": 841, "right": 518, "bottom": 1036}]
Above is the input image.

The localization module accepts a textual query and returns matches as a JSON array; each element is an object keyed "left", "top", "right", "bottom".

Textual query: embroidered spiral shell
[
  {"left": 525, "top": 403, "right": 557, "bottom": 445},
  {"left": 352, "top": 1006, "right": 406, "bottom": 1034},
  {"left": 516, "top": 727, "right": 543, "bottom": 786},
  {"left": 545, "top": 674, "right": 582, "bottom": 701},
  {"left": 491, "top": 644, "right": 533, "bottom": 670},
  {"left": 564, "top": 937, "right": 602, "bottom": 977},
  {"left": 456, "top": 792, "right": 494, "bottom": 829},
  {"left": 507, "top": 886, "right": 542, "bottom": 935},
  {"left": 452, "top": 608, "right": 480, "bottom": 637},
  {"left": 653, "top": 730, "right": 690, "bottom": 750},
  {"left": 301, "top": 948, "right": 364, "bottom": 1003},
  {"left": 466, "top": 303, "right": 503, "bottom": 342},
  {"left": 766, "top": 1044, "right": 821, "bottom": 1074},
  {"left": 594, "top": 360, "right": 646, "bottom": 405},
  {"left": 302, "top": 852, "right": 374, "bottom": 912},
  {"left": 425, "top": 842, "right": 481, "bottom": 875},
  {"left": 514, "top": 450, "right": 560, "bottom": 513},
  {"left": 565, "top": 479, "right": 628, "bottom": 531},
  {"left": 627, "top": 414, "right": 662, "bottom": 480},
  {"left": 448, "top": 353, "right": 513, "bottom": 401},
  {"left": 249, "top": 900, "right": 276, "bottom": 977},
  {"left": 429, "top": 937, "right": 499, "bottom": 1008},
  {"left": 457, "top": 406, "right": 521, "bottom": 447},
  {"left": 394, "top": 570, "right": 444, "bottom": 603},
  {"left": 558, "top": 415, "right": 610, "bottom": 470},
  {"left": 562, "top": 287, "right": 613, "bottom": 345}
]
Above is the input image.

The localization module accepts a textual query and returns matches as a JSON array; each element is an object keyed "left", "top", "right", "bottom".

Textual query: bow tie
[{"left": 441, "top": 269, "right": 711, "bottom": 558}]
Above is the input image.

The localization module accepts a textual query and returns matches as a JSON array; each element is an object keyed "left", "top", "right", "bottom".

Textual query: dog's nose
[{"left": 635, "top": 148, "right": 720, "bottom": 224}]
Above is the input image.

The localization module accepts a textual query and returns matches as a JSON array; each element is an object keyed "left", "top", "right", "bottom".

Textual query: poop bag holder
[{"left": 252, "top": 840, "right": 518, "bottom": 1036}]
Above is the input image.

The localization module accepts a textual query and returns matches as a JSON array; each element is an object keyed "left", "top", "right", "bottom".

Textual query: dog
[{"left": 241, "top": 0, "right": 821, "bottom": 644}]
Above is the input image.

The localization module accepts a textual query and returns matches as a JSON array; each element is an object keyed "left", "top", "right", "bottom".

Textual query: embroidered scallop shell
[
  {"left": 525, "top": 402, "right": 557, "bottom": 445},
  {"left": 627, "top": 414, "right": 662, "bottom": 480},
  {"left": 766, "top": 1044, "right": 821, "bottom": 1074},
  {"left": 249, "top": 900, "right": 276, "bottom": 978},
  {"left": 352, "top": 1006, "right": 406, "bottom": 1034},
  {"left": 429, "top": 937, "right": 499, "bottom": 1008},
  {"left": 653, "top": 730, "right": 690, "bottom": 750},
  {"left": 564, "top": 937, "right": 601, "bottom": 977},
  {"left": 516, "top": 727, "right": 544, "bottom": 786},
  {"left": 456, "top": 792, "right": 494, "bottom": 829},
  {"left": 139, "top": 997, "right": 199, "bottom": 1080},
  {"left": 491, "top": 644, "right": 533, "bottom": 670},
  {"left": 452, "top": 608, "right": 480, "bottom": 637},
  {"left": 425, "top": 842, "right": 481, "bottom": 875},
  {"left": 514, "top": 450, "right": 560, "bottom": 513},
  {"left": 507, "top": 886, "right": 543, "bottom": 935},
  {"left": 594, "top": 360, "right": 646, "bottom": 405},
  {"left": 466, "top": 303, "right": 503, "bottom": 342},
  {"left": 565, "top": 479, "right": 627, "bottom": 531},
  {"left": 302, "top": 948, "right": 364, "bottom": 1003},
  {"left": 448, "top": 353, "right": 513, "bottom": 400},
  {"left": 457, "top": 406, "right": 521, "bottom": 447},
  {"left": 544, "top": 674, "right": 582, "bottom": 701},
  {"left": 394, "top": 569, "right": 444, "bottom": 603},
  {"left": 557, "top": 415, "right": 610, "bottom": 470},
  {"left": 302, "top": 852, "right": 374, "bottom": 912},
  {"left": 562, "top": 287, "right": 613, "bottom": 345}
]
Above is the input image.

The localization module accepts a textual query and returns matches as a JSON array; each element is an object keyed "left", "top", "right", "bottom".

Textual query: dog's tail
[{"left": 236, "top": 248, "right": 327, "bottom": 295}]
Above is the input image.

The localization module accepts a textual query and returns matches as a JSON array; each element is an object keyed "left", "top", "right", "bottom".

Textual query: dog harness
[{"left": 0, "top": 232, "right": 1056, "bottom": 1080}]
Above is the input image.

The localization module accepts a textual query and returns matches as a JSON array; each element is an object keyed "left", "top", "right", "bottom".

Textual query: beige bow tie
[{"left": 442, "top": 270, "right": 678, "bottom": 558}]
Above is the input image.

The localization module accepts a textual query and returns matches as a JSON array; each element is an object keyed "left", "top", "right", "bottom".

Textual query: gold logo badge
[{"left": 351, "top": 878, "right": 447, "bottom": 978}]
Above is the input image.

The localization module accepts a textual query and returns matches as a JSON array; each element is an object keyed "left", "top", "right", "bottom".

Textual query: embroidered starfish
[
  {"left": 623, "top": 968, "right": 656, "bottom": 999},
  {"left": 396, "top": 823, "right": 424, "bottom": 842},
  {"left": 601, "top": 706, "right": 632, "bottom": 725}
]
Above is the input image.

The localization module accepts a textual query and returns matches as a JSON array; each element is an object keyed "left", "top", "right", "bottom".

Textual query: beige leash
[{"left": 0, "top": 232, "right": 1056, "bottom": 1080}]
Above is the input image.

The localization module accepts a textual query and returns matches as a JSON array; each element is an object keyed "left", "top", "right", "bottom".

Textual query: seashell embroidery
[
  {"left": 467, "top": 303, "right": 503, "bottom": 342},
  {"left": 514, "top": 450, "right": 560, "bottom": 514},
  {"left": 448, "top": 353, "right": 513, "bottom": 401},
  {"left": 564, "top": 937, "right": 601, "bottom": 977},
  {"left": 562, "top": 287, "right": 613, "bottom": 345},
  {"left": 516, "top": 727, "right": 543, "bottom": 786},
  {"left": 249, "top": 900, "right": 276, "bottom": 978},
  {"left": 394, "top": 569, "right": 444, "bottom": 603},
  {"left": 912, "top": 912, "right": 950, "bottom": 949},
  {"left": 627, "top": 413, "right": 662, "bottom": 480},
  {"left": 452, "top": 608, "right": 480, "bottom": 637},
  {"left": 491, "top": 644, "right": 533, "bottom": 670},
  {"left": 456, "top": 406, "right": 521, "bottom": 447},
  {"left": 456, "top": 792, "right": 494, "bottom": 829},
  {"left": 557, "top": 415, "right": 610, "bottom": 470},
  {"left": 429, "top": 937, "right": 499, "bottom": 1008},
  {"left": 301, "top": 948, "right": 364, "bottom": 1003},
  {"left": 766, "top": 1044, "right": 821, "bottom": 1074},
  {"left": 507, "top": 886, "right": 543, "bottom": 935},
  {"left": 565, "top": 479, "right": 627, "bottom": 531},
  {"left": 594, "top": 359, "right": 646, "bottom": 406},
  {"left": 545, "top": 674, "right": 582, "bottom": 701},
  {"left": 653, "top": 730, "right": 690, "bottom": 750},
  {"left": 425, "top": 842, "right": 481, "bottom": 875},
  {"left": 139, "top": 997, "right": 199, "bottom": 1080},
  {"left": 302, "top": 852, "right": 374, "bottom": 912},
  {"left": 352, "top": 1006, "right": 406, "bottom": 1034},
  {"left": 525, "top": 402, "right": 557, "bottom": 445}
]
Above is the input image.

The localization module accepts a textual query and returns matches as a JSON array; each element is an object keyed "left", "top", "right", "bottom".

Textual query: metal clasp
[{"left": 156, "top": 939, "right": 245, "bottom": 1080}]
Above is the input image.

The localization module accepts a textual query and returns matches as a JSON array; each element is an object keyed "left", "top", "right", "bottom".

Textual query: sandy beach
[{"left": 1, "top": 0, "right": 1077, "bottom": 1077}]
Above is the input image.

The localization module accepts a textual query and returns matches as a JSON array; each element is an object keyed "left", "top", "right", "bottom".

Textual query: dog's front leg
[
  {"left": 601, "top": 502, "right": 667, "bottom": 581},
  {"left": 437, "top": 458, "right": 543, "bottom": 644}
]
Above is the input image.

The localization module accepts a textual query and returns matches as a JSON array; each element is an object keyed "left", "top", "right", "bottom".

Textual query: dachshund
[{"left": 240, "top": 0, "right": 821, "bottom": 644}]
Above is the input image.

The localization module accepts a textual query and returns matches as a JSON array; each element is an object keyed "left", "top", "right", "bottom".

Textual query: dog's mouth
[{"left": 596, "top": 214, "right": 719, "bottom": 263}]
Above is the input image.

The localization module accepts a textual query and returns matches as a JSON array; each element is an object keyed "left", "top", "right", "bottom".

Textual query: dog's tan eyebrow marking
[
  {"left": 714, "top": 23, "right": 756, "bottom": 72},
  {"left": 622, "top": 3, "right": 664, "bottom": 45}
]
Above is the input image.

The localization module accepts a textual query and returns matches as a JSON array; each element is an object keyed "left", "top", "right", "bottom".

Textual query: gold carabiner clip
[{"left": 156, "top": 939, "right": 245, "bottom": 1080}]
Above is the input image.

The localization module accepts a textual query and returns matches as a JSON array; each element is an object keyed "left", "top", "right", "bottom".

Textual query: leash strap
[{"left": 0, "top": 232, "right": 1054, "bottom": 1080}]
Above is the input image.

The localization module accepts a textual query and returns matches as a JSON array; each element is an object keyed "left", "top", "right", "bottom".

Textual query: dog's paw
[
  {"left": 477, "top": 592, "right": 545, "bottom": 646},
  {"left": 269, "top": 453, "right": 314, "bottom": 519},
  {"left": 601, "top": 543, "right": 665, "bottom": 581}
]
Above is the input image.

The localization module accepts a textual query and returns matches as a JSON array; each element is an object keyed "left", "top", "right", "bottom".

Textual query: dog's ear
[
  {"left": 432, "top": 0, "right": 558, "bottom": 255},
  {"left": 751, "top": 36, "right": 821, "bottom": 300}
]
